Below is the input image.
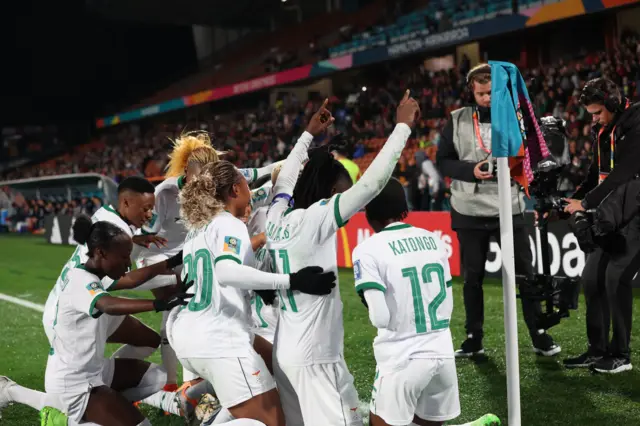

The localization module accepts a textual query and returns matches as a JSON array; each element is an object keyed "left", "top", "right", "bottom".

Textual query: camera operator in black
[
  {"left": 437, "top": 64, "right": 560, "bottom": 357},
  {"left": 563, "top": 78, "right": 640, "bottom": 374}
]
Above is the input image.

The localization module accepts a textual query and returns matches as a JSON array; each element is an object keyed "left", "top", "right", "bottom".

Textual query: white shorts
[
  {"left": 51, "top": 358, "right": 115, "bottom": 422},
  {"left": 179, "top": 348, "right": 276, "bottom": 408},
  {"left": 276, "top": 359, "right": 362, "bottom": 426},
  {"left": 370, "top": 358, "right": 460, "bottom": 425}
]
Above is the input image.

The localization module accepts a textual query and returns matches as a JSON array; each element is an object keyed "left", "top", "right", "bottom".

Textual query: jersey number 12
[{"left": 402, "top": 263, "right": 451, "bottom": 333}]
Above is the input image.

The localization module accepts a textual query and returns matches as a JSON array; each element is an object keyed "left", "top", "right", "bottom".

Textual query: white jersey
[
  {"left": 247, "top": 206, "right": 268, "bottom": 239},
  {"left": 45, "top": 266, "right": 110, "bottom": 393},
  {"left": 267, "top": 193, "right": 347, "bottom": 366},
  {"left": 352, "top": 222, "right": 454, "bottom": 374},
  {"left": 249, "top": 247, "right": 279, "bottom": 343},
  {"left": 171, "top": 212, "right": 255, "bottom": 359},
  {"left": 140, "top": 176, "right": 186, "bottom": 257},
  {"left": 43, "top": 205, "right": 134, "bottom": 342}
]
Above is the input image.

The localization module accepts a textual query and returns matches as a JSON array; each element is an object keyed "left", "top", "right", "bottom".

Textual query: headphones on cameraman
[
  {"left": 466, "top": 64, "right": 492, "bottom": 92},
  {"left": 581, "top": 80, "right": 622, "bottom": 113}
]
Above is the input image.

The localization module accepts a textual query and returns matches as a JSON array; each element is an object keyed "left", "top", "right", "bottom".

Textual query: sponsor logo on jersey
[
  {"left": 86, "top": 281, "right": 102, "bottom": 296},
  {"left": 354, "top": 260, "right": 362, "bottom": 280},
  {"left": 223, "top": 236, "right": 241, "bottom": 255}
]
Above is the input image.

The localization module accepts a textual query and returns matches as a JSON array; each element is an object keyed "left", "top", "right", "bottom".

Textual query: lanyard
[
  {"left": 473, "top": 109, "right": 490, "bottom": 154},
  {"left": 597, "top": 99, "right": 631, "bottom": 177},
  {"left": 597, "top": 125, "right": 616, "bottom": 174}
]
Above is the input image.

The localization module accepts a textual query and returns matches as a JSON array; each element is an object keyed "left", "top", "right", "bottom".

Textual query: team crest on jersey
[
  {"left": 354, "top": 260, "right": 362, "bottom": 280},
  {"left": 86, "top": 282, "right": 103, "bottom": 296},
  {"left": 252, "top": 189, "right": 267, "bottom": 203},
  {"left": 319, "top": 199, "right": 329, "bottom": 206},
  {"left": 223, "top": 236, "right": 241, "bottom": 254}
]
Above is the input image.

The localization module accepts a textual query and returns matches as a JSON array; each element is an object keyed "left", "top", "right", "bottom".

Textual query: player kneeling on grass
[
  {"left": 169, "top": 160, "right": 336, "bottom": 426},
  {"left": 354, "top": 178, "right": 500, "bottom": 426},
  {"left": 0, "top": 221, "right": 192, "bottom": 426}
]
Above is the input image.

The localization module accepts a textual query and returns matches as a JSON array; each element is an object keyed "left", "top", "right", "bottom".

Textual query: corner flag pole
[
  {"left": 489, "top": 60, "right": 525, "bottom": 426},
  {"left": 496, "top": 157, "right": 522, "bottom": 426}
]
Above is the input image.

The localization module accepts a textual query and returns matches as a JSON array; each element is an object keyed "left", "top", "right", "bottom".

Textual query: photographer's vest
[{"left": 449, "top": 107, "right": 525, "bottom": 217}]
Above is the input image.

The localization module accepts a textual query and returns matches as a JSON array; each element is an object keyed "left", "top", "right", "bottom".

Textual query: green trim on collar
[
  {"left": 177, "top": 175, "right": 186, "bottom": 190},
  {"left": 379, "top": 223, "right": 412, "bottom": 233}
]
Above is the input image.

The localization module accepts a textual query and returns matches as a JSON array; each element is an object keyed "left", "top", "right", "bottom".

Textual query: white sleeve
[
  {"left": 240, "top": 160, "right": 285, "bottom": 184},
  {"left": 352, "top": 246, "right": 391, "bottom": 329},
  {"left": 336, "top": 123, "right": 411, "bottom": 223},
  {"left": 272, "top": 132, "right": 313, "bottom": 197},
  {"left": 352, "top": 246, "right": 387, "bottom": 294},
  {"left": 68, "top": 272, "right": 109, "bottom": 318},
  {"left": 214, "top": 259, "right": 289, "bottom": 290},
  {"left": 210, "top": 216, "right": 289, "bottom": 290},
  {"left": 209, "top": 216, "right": 253, "bottom": 265},
  {"left": 364, "top": 290, "right": 391, "bottom": 329},
  {"left": 142, "top": 188, "right": 168, "bottom": 234},
  {"left": 267, "top": 131, "right": 313, "bottom": 224}
]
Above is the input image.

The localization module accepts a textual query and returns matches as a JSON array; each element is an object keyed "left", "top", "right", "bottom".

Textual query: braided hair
[{"left": 292, "top": 147, "right": 352, "bottom": 210}]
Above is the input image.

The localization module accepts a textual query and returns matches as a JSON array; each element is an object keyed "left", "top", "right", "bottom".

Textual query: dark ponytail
[
  {"left": 72, "top": 214, "right": 93, "bottom": 245},
  {"left": 292, "top": 148, "right": 351, "bottom": 210}
]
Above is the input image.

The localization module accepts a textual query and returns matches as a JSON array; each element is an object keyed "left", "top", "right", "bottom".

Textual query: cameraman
[
  {"left": 563, "top": 78, "right": 640, "bottom": 374},
  {"left": 437, "top": 64, "right": 560, "bottom": 357}
]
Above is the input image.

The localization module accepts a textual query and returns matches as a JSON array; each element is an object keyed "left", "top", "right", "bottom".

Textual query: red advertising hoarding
[{"left": 336, "top": 212, "right": 460, "bottom": 276}]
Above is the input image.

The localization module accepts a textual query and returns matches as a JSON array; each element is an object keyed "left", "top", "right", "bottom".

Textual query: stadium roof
[{"left": 86, "top": 0, "right": 284, "bottom": 28}]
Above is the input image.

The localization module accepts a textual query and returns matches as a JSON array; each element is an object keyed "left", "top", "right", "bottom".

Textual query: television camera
[{"left": 516, "top": 117, "right": 581, "bottom": 330}]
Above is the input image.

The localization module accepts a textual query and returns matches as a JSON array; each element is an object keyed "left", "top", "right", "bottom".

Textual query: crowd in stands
[
  {"left": 2, "top": 32, "right": 639, "bottom": 234},
  {"left": 0, "top": 186, "right": 103, "bottom": 233}
]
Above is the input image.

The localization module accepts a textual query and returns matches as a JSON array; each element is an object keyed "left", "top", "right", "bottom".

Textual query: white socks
[
  {"left": 121, "top": 364, "right": 167, "bottom": 402},
  {"left": 111, "top": 344, "right": 157, "bottom": 360},
  {"left": 160, "top": 310, "right": 179, "bottom": 385},
  {"left": 7, "top": 383, "right": 64, "bottom": 412},
  {"left": 140, "top": 390, "right": 181, "bottom": 416}
]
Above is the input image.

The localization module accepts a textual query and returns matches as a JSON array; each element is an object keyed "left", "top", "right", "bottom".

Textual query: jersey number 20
[
  {"left": 182, "top": 249, "right": 214, "bottom": 312},
  {"left": 402, "top": 263, "right": 451, "bottom": 333}
]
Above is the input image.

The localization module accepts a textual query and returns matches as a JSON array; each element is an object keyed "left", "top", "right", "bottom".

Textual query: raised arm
[
  {"left": 272, "top": 99, "right": 335, "bottom": 198},
  {"left": 337, "top": 90, "right": 420, "bottom": 222}
]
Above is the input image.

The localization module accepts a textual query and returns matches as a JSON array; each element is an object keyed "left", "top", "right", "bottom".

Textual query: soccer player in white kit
[
  {"left": 169, "top": 160, "right": 336, "bottom": 426},
  {"left": 42, "top": 177, "right": 183, "bottom": 365},
  {"left": 353, "top": 178, "right": 501, "bottom": 426},
  {"left": 265, "top": 93, "right": 420, "bottom": 426},
  {"left": 136, "top": 133, "right": 284, "bottom": 389},
  {"left": 0, "top": 221, "right": 191, "bottom": 426}
]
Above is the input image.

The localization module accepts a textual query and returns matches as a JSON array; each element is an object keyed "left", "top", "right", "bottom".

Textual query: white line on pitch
[{"left": 0, "top": 292, "right": 45, "bottom": 312}]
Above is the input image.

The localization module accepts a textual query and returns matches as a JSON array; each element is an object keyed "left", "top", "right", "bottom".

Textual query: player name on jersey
[{"left": 387, "top": 235, "right": 439, "bottom": 256}]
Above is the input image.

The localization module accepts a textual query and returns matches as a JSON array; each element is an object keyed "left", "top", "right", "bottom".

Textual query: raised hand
[
  {"left": 306, "top": 99, "right": 336, "bottom": 136},
  {"left": 396, "top": 89, "right": 421, "bottom": 128}
]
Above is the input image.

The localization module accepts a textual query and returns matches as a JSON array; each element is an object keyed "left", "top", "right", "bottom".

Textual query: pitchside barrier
[{"left": 41, "top": 209, "right": 636, "bottom": 284}]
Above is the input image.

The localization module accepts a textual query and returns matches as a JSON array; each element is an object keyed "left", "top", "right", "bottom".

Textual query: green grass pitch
[{"left": 1, "top": 235, "right": 640, "bottom": 425}]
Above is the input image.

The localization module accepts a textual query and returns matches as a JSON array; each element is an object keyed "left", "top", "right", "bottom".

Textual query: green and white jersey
[
  {"left": 250, "top": 247, "right": 279, "bottom": 344},
  {"left": 42, "top": 205, "right": 134, "bottom": 344},
  {"left": 250, "top": 182, "right": 273, "bottom": 211},
  {"left": 171, "top": 212, "right": 255, "bottom": 359},
  {"left": 266, "top": 194, "right": 347, "bottom": 367},
  {"left": 352, "top": 222, "right": 454, "bottom": 373},
  {"left": 140, "top": 176, "right": 187, "bottom": 257},
  {"left": 44, "top": 266, "right": 110, "bottom": 393}
]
